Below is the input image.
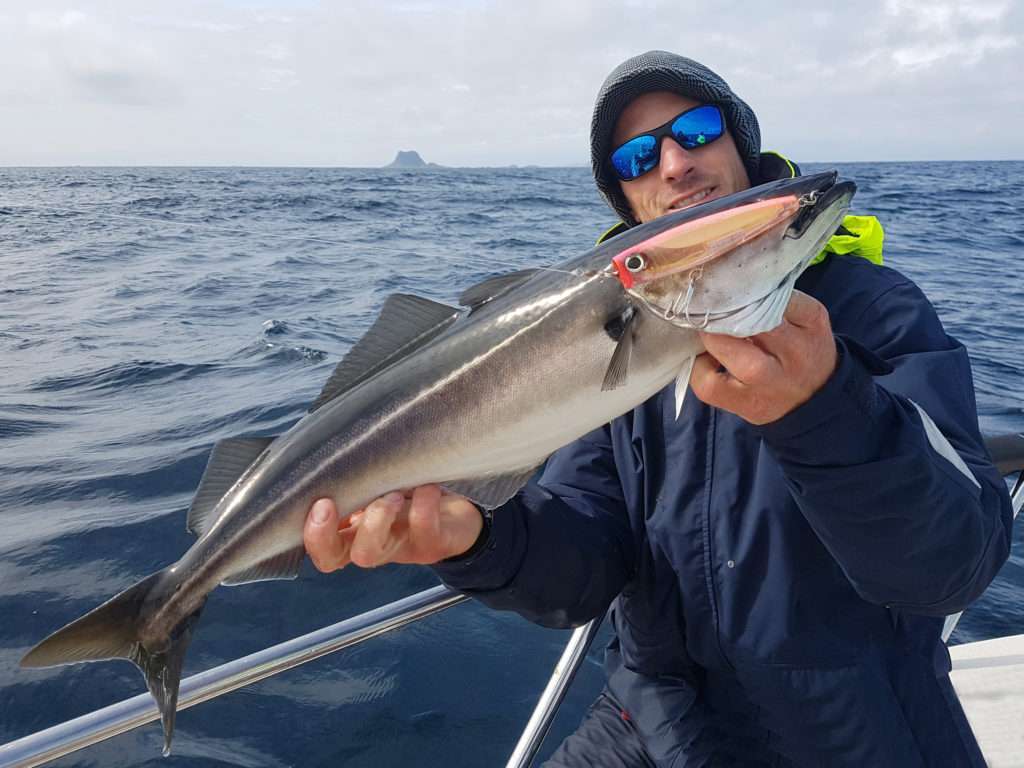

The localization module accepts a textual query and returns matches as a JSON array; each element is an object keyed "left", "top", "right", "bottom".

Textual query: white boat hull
[{"left": 951, "top": 633, "right": 1024, "bottom": 767}]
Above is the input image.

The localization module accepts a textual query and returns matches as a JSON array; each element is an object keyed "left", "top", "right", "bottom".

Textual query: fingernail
[
  {"left": 385, "top": 491, "right": 404, "bottom": 505},
  {"left": 311, "top": 502, "right": 331, "bottom": 525}
]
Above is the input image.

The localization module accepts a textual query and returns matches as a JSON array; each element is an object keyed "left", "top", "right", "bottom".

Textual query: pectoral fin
[{"left": 601, "top": 306, "right": 636, "bottom": 391}]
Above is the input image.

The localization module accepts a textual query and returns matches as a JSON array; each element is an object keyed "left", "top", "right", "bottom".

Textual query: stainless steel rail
[
  {"left": 505, "top": 618, "right": 603, "bottom": 768},
  {"left": 5, "top": 435, "right": 1022, "bottom": 767},
  {"left": 0, "top": 585, "right": 468, "bottom": 768}
]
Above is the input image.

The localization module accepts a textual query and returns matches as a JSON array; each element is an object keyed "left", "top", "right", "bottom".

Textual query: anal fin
[
  {"left": 221, "top": 545, "right": 306, "bottom": 586},
  {"left": 443, "top": 465, "right": 542, "bottom": 510}
]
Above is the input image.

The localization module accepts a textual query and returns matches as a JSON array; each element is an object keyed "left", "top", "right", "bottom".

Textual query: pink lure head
[{"left": 611, "top": 195, "right": 802, "bottom": 290}]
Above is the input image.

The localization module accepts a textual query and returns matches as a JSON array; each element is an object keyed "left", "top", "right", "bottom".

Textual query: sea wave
[{"left": 1, "top": 162, "right": 1021, "bottom": 765}]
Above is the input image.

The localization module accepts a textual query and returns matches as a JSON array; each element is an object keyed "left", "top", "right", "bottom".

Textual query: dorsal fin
[
  {"left": 458, "top": 269, "right": 540, "bottom": 310},
  {"left": 310, "top": 294, "right": 459, "bottom": 412},
  {"left": 187, "top": 436, "right": 276, "bottom": 537}
]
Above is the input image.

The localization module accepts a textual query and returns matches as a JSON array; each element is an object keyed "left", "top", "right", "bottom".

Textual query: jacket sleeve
[
  {"left": 431, "top": 426, "right": 637, "bottom": 628},
  {"left": 756, "top": 277, "right": 1013, "bottom": 616}
]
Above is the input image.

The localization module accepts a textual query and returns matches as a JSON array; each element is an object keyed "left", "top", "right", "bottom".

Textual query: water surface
[{"left": 1, "top": 163, "right": 1021, "bottom": 766}]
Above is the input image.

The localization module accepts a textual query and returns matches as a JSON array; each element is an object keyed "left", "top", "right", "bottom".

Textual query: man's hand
[
  {"left": 303, "top": 484, "right": 483, "bottom": 573},
  {"left": 690, "top": 291, "right": 837, "bottom": 425}
]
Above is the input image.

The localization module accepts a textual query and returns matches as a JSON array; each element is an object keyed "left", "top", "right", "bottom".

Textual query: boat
[{"left": 1, "top": 435, "right": 1021, "bottom": 768}]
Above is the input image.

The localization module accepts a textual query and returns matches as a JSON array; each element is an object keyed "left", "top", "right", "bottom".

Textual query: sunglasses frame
[{"left": 609, "top": 104, "right": 726, "bottom": 182}]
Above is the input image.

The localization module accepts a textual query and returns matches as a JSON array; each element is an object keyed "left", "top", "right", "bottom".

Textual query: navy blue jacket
[{"left": 434, "top": 253, "right": 1013, "bottom": 766}]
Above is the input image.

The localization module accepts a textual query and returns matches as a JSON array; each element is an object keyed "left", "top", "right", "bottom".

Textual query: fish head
[{"left": 609, "top": 171, "right": 855, "bottom": 327}]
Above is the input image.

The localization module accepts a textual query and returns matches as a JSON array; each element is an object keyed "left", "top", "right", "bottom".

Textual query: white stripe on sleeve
[{"left": 908, "top": 400, "right": 981, "bottom": 490}]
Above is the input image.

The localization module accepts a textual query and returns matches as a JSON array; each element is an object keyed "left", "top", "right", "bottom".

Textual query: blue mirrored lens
[
  {"left": 611, "top": 135, "right": 658, "bottom": 181},
  {"left": 671, "top": 105, "right": 723, "bottom": 149}
]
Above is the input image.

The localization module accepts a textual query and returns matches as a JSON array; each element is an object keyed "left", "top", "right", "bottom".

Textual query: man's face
[{"left": 611, "top": 91, "right": 752, "bottom": 224}]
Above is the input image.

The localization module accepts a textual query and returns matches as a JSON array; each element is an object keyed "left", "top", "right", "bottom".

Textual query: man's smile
[{"left": 667, "top": 186, "right": 717, "bottom": 212}]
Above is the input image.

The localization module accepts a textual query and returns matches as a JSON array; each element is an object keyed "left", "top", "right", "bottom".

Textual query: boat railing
[
  {"left": 943, "top": 434, "right": 1024, "bottom": 640},
  {"left": 2, "top": 434, "right": 1022, "bottom": 768}
]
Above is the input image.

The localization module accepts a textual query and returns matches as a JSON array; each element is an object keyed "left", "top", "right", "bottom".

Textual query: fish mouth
[
  {"left": 616, "top": 170, "right": 856, "bottom": 326},
  {"left": 784, "top": 174, "right": 856, "bottom": 242}
]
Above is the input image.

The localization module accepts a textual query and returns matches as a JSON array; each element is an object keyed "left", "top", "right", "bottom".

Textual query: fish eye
[{"left": 625, "top": 254, "right": 646, "bottom": 273}]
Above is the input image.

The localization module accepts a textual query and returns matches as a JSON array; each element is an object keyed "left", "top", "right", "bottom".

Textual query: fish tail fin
[
  {"left": 136, "top": 606, "right": 204, "bottom": 757},
  {"left": 20, "top": 570, "right": 206, "bottom": 756}
]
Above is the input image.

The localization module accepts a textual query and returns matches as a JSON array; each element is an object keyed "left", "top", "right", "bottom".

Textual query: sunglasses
[{"left": 609, "top": 104, "right": 725, "bottom": 182}]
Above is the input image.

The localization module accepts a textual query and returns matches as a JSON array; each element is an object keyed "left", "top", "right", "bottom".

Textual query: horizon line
[{"left": 1, "top": 159, "right": 1022, "bottom": 169}]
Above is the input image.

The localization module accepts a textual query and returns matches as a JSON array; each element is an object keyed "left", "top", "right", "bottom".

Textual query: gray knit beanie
[{"left": 591, "top": 50, "right": 762, "bottom": 227}]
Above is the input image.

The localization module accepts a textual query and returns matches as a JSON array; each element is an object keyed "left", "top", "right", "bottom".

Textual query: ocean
[{"left": 1, "top": 163, "right": 1022, "bottom": 767}]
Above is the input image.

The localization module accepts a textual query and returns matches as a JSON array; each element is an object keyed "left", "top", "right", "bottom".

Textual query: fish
[{"left": 20, "top": 170, "right": 855, "bottom": 754}]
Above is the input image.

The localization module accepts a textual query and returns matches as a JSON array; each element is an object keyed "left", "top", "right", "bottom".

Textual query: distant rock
[{"left": 385, "top": 150, "right": 441, "bottom": 169}]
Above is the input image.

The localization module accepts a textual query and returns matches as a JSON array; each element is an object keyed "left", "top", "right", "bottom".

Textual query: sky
[{"left": 0, "top": 0, "right": 1021, "bottom": 166}]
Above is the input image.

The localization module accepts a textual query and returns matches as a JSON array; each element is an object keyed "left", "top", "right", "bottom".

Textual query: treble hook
[
  {"left": 685, "top": 302, "right": 712, "bottom": 329},
  {"left": 666, "top": 265, "right": 709, "bottom": 328}
]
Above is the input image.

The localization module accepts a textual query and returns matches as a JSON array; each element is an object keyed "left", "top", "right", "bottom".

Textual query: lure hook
[{"left": 664, "top": 265, "right": 705, "bottom": 326}]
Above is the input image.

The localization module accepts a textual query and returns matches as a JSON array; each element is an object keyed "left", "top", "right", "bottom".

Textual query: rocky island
[{"left": 385, "top": 150, "right": 441, "bottom": 169}]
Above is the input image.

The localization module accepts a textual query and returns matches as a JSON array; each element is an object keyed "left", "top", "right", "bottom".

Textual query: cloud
[
  {"left": 0, "top": 0, "right": 1020, "bottom": 165},
  {"left": 258, "top": 67, "right": 299, "bottom": 92},
  {"left": 13, "top": 7, "right": 180, "bottom": 108},
  {"left": 890, "top": 34, "right": 1017, "bottom": 70},
  {"left": 25, "top": 8, "right": 87, "bottom": 29},
  {"left": 68, "top": 69, "right": 160, "bottom": 106},
  {"left": 259, "top": 42, "right": 292, "bottom": 62},
  {"left": 132, "top": 14, "right": 245, "bottom": 33},
  {"left": 879, "top": 0, "right": 1019, "bottom": 71},
  {"left": 885, "top": 0, "right": 1011, "bottom": 29}
]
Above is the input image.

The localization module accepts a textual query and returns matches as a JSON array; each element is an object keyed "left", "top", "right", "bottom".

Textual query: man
[{"left": 304, "top": 51, "right": 1012, "bottom": 766}]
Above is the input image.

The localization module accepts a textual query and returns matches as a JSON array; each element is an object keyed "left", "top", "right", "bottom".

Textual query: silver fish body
[{"left": 21, "top": 171, "right": 855, "bottom": 754}]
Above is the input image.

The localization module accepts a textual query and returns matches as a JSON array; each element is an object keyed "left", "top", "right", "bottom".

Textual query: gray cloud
[
  {"left": 67, "top": 69, "right": 165, "bottom": 106},
  {"left": 0, "top": 0, "right": 1019, "bottom": 165}
]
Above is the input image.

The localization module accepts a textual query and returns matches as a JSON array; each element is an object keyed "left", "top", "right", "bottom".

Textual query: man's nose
[{"left": 658, "top": 137, "right": 696, "bottom": 182}]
